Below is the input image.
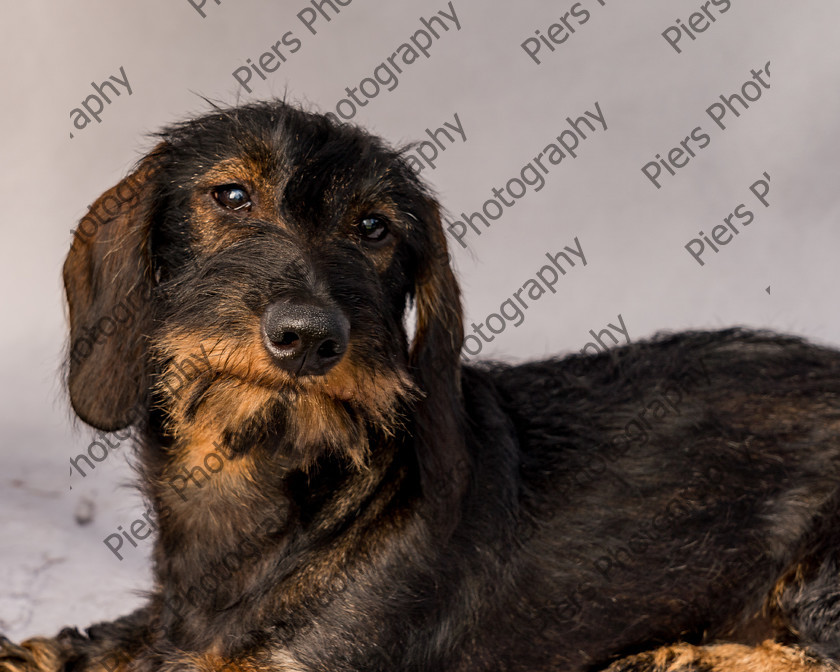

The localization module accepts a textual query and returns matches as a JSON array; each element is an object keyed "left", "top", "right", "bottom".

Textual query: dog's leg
[
  {"left": 0, "top": 633, "right": 132, "bottom": 672},
  {"left": 0, "top": 608, "right": 150, "bottom": 672},
  {"left": 0, "top": 636, "right": 65, "bottom": 672},
  {"left": 603, "top": 641, "right": 839, "bottom": 672}
]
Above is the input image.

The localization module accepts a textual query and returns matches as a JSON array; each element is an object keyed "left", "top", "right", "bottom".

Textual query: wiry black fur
[{"left": 2, "top": 101, "right": 840, "bottom": 672}]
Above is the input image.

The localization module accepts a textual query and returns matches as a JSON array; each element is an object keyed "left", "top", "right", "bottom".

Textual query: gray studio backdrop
[{"left": 1, "top": 0, "right": 839, "bottom": 639}]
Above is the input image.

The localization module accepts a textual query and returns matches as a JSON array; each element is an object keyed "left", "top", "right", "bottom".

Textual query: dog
[{"left": 1, "top": 100, "right": 839, "bottom": 672}]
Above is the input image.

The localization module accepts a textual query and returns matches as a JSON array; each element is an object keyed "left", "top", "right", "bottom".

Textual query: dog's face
[{"left": 64, "top": 102, "right": 463, "bottom": 471}]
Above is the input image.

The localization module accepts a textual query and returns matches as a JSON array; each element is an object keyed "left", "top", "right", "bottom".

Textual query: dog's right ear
[{"left": 63, "top": 150, "right": 162, "bottom": 431}]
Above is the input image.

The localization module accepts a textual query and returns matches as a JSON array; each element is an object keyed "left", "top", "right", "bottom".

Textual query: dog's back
[{"left": 457, "top": 329, "right": 840, "bottom": 669}]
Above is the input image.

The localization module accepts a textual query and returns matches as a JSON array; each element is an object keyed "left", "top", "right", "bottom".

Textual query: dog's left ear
[
  {"left": 63, "top": 150, "right": 162, "bottom": 431},
  {"left": 408, "top": 196, "right": 469, "bottom": 515},
  {"left": 408, "top": 197, "right": 464, "bottom": 380}
]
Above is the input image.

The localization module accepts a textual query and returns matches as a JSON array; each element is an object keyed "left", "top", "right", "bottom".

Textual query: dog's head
[{"left": 64, "top": 101, "right": 464, "bottom": 471}]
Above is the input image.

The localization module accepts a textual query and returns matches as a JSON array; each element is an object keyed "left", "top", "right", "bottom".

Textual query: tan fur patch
[
  {"left": 153, "top": 324, "right": 415, "bottom": 474},
  {"left": 162, "top": 651, "right": 270, "bottom": 672},
  {"left": 611, "top": 641, "right": 836, "bottom": 672},
  {"left": 0, "top": 637, "right": 64, "bottom": 672},
  {"left": 158, "top": 423, "right": 259, "bottom": 521}
]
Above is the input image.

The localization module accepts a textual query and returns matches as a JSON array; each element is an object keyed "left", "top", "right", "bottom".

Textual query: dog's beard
[{"left": 152, "top": 331, "right": 417, "bottom": 471}]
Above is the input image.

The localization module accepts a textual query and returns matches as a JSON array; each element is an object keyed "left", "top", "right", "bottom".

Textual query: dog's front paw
[{"left": 0, "top": 635, "right": 63, "bottom": 672}]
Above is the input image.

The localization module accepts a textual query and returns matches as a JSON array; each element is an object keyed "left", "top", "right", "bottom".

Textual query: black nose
[{"left": 261, "top": 302, "right": 349, "bottom": 376}]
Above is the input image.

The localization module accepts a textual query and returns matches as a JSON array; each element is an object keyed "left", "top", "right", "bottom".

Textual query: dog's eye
[
  {"left": 213, "top": 184, "right": 252, "bottom": 211},
  {"left": 356, "top": 216, "right": 391, "bottom": 244}
]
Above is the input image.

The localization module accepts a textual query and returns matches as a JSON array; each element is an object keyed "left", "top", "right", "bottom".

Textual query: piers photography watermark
[{"left": 3, "top": 0, "right": 838, "bottom": 667}]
